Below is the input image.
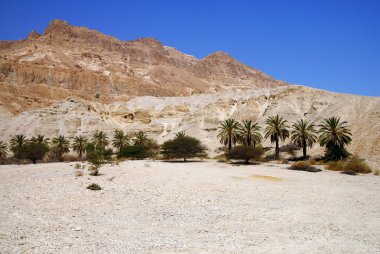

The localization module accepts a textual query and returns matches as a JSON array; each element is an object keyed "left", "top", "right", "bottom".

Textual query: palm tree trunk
[
  {"left": 228, "top": 135, "right": 232, "bottom": 150},
  {"left": 79, "top": 150, "right": 82, "bottom": 159},
  {"left": 275, "top": 137, "right": 279, "bottom": 159},
  {"left": 302, "top": 139, "right": 307, "bottom": 159},
  {"left": 247, "top": 136, "right": 251, "bottom": 146}
]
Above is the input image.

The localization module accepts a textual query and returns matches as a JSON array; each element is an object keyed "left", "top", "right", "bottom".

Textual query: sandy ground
[{"left": 0, "top": 160, "right": 379, "bottom": 254}]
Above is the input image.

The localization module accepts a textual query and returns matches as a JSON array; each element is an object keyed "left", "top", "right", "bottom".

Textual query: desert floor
[{"left": 0, "top": 160, "right": 379, "bottom": 253}]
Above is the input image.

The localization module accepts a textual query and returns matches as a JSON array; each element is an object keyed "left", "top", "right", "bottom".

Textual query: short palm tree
[
  {"left": 10, "top": 134, "right": 27, "bottom": 158},
  {"left": 30, "top": 134, "right": 50, "bottom": 146},
  {"left": 238, "top": 120, "right": 262, "bottom": 147},
  {"left": 92, "top": 130, "right": 109, "bottom": 148},
  {"left": 291, "top": 119, "right": 318, "bottom": 159},
  {"left": 133, "top": 131, "right": 149, "bottom": 147},
  {"left": 52, "top": 135, "right": 70, "bottom": 161},
  {"left": 264, "top": 115, "right": 289, "bottom": 159},
  {"left": 0, "top": 141, "right": 8, "bottom": 158},
  {"left": 217, "top": 119, "right": 242, "bottom": 150},
  {"left": 175, "top": 131, "right": 187, "bottom": 139},
  {"left": 319, "top": 117, "right": 352, "bottom": 148},
  {"left": 72, "top": 135, "right": 88, "bottom": 158},
  {"left": 112, "top": 130, "right": 129, "bottom": 152}
]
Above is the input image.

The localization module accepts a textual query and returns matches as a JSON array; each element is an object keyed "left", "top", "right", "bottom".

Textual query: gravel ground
[{"left": 0, "top": 160, "right": 379, "bottom": 253}]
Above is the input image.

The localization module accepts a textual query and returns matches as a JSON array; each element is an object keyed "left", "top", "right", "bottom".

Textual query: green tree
[
  {"left": 264, "top": 115, "right": 289, "bottom": 159},
  {"left": 161, "top": 135, "right": 206, "bottom": 162},
  {"left": 10, "top": 134, "right": 27, "bottom": 159},
  {"left": 290, "top": 119, "right": 318, "bottom": 159},
  {"left": 92, "top": 130, "right": 109, "bottom": 148},
  {"left": 112, "top": 129, "right": 129, "bottom": 153},
  {"left": 72, "top": 135, "right": 88, "bottom": 159},
  {"left": 238, "top": 120, "right": 262, "bottom": 147},
  {"left": 225, "top": 146, "right": 264, "bottom": 164},
  {"left": 20, "top": 142, "right": 49, "bottom": 164},
  {"left": 52, "top": 135, "right": 70, "bottom": 161},
  {"left": 217, "top": 119, "right": 242, "bottom": 150},
  {"left": 0, "top": 141, "right": 8, "bottom": 159},
  {"left": 133, "top": 131, "right": 149, "bottom": 147},
  {"left": 319, "top": 117, "right": 352, "bottom": 161}
]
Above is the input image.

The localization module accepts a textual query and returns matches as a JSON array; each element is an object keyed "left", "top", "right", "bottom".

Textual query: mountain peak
[
  {"left": 203, "top": 51, "right": 235, "bottom": 61},
  {"left": 44, "top": 19, "right": 70, "bottom": 35},
  {"left": 26, "top": 30, "right": 40, "bottom": 40}
]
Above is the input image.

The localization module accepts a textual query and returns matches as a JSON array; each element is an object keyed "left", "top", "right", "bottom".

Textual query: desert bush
[
  {"left": 280, "top": 159, "right": 289, "bottom": 164},
  {"left": 225, "top": 146, "right": 264, "bottom": 164},
  {"left": 86, "top": 143, "right": 104, "bottom": 176},
  {"left": 118, "top": 145, "right": 149, "bottom": 159},
  {"left": 326, "top": 156, "right": 372, "bottom": 174},
  {"left": 324, "top": 144, "right": 350, "bottom": 161},
  {"left": 214, "top": 154, "right": 228, "bottom": 162},
  {"left": 74, "top": 163, "right": 81, "bottom": 169},
  {"left": 75, "top": 170, "right": 83, "bottom": 177},
  {"left": 87, "top": 183, "right": 101, "bottom": 191},
  {"left": 344, "top": 156, "right": 372, "bottom": 174},
  {"left": 289, "top": 161, "right": 321, "bottom": 172},
  {"left": 161, "top": 134, "right": 206, "bottom": 162},
  {"left": 62, "top": 154, "right": 81, "bottom": 162},
  {"left": 374, "top": 170, "right": 379, "bottom": 176}
]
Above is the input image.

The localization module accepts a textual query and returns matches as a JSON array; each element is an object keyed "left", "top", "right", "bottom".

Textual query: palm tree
[
  {"left": 30, "top": 134, "right": 50, "bottom": 146},
  {"left": 217, "top": 119, "right": 242, "bottom": 150},
  {"left": 92, "top": 130, "right": 109, "bottom": 148},
  {"left": 238, "top": 120, "right": 262, "bottom": 147},
  {"left": 264, "top": 115, "right": 289, "bottom": 159},
  {"left": 133, "top": 131, "right": 149, "bottom": 147},
  {"left": 72, "top": 135, "right": 88, "bottom": 158},
  {"left": 291, "top": 119, "right": 318, "bottom": 159},
  {"left": 319, "top": 117, "right": 352, "bottom": 148},
  {"left": 175, "top": 131, "right": 187, "bottom": 139},
  {"left": 10, "top": 134, "right": 27, "bottom": 158},
  {"left": 52, "top": 135, "right": 70, "bottom": 161},
  {"left": 112, "top": 130, "right": 129, "bottom": 152},
  {"left": 0, "top": 141, "right": 7, "bottom": 159}
]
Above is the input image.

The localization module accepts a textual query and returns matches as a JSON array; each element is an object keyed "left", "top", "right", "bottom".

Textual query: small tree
[
  {"left": 85, "top": 143, "right": 104, "bottom": 176},
  {"left": 20, "top": 142, "right": 49, "bottom": 164},
  {"left": 225, "top": 146, "right": 264, "bottom": 164},
  {"left": 72, "top": 135, "right": 88, "bottom": 159},
  {"left": 161, "top": 133, "right": 206, "bottom": 162}
]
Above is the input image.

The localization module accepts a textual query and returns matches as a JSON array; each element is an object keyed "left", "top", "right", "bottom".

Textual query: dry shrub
[
  {"left": 327, "top": 156, "right": 372, "bottom": 174},
  {"left": 87, "top": 183, "right": 101, "bottom": 191},
  {"left": 280, "top": 159, "right": 289, "bottom": 164},
  {"left": 214, "top": 154, "right": 227, "bottom": 162},
  {"left": 290, "top": 161, "right": 321, "bottom": 172},
  {"left": 74, "top": 163, "right": 81, "bottom": 169},
  {"left": 75, "top": 170, "right": 83, "bottom": 177},
  {"left": 63, "top": 154, "right": 80, "bottom": 162},
  {"left": 374, "top": 170, "right": 380, "bottom": 176},
  {"left": 344, "top": 156, "right": 372, "bottom": 174}
]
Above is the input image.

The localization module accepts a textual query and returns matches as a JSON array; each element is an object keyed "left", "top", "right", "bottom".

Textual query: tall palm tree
[
  {"left": 30, "top": 134, "right": 50, "bottom": 146},
  {"left": 52, "top": 135, "right": 70, "bottom": 161},
  {"left": 217, "top": 119, "right": 242, "bottom": 150},
  {"left": 72, "top": 135, "right": 88, "bottom": 158},
  {"left": 238, "top": 120, "right": 262, "bottom": 147},
  {"left": 92, "top": 130, "right": 109, "bottom": 148},
  {"left": 318, "top": 117, "right": 352, "bottom": 148},
  {"left": 10, "top": 134, "right": 27, "bottom": 159},
  {"left": 264, "top": 115, "right": 289, "bottom": 159},
  {"left": 133, "top": 131, "right": 149, "bottom": 147},
  {"left": 0, "top": 141, "right": 7, "bottom": 159},
  {"left": 291, "top": 119, "right": 318, "bottom": 159},
  {"left": 112, "top": 130, "right": 129, "bottom": 152}
]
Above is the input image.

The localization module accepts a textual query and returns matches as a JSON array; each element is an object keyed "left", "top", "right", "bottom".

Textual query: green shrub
[
  {"left": 20, "top": 142, "right": 49, "bottom": 164},
  {"left": 87, "top": 183, "right": 101, "bottom": 191},
  {"left": 118, "top": 145, "right": 149, "bottom": 159},
  {"left": 326, "top": 160, "right": 346, "bottom": 171},
  {"left": 290, "top": 161, "right": 321, "bottom": 172},
  {"left": 225, "top": 146, "right": 264, "bottom": 164},
  {"left": 324, "top": 144, "right": 350, "bottom": 161}
]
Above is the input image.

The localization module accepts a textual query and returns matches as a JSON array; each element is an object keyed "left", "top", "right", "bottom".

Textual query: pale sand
[{"left": 0, "top": 160, "right": 379, "bottom": 253}]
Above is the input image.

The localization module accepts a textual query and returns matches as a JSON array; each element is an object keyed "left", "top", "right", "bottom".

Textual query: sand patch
[{"left": 251, "top": 174, "right": 285, "bottom": 181}]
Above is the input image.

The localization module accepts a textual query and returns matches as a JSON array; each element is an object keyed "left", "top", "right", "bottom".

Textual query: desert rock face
[{"left": 0, "top": 20, "right": 379, "bottom": 166}]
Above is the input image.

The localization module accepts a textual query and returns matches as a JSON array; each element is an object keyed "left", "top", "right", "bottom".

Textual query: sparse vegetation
[
  {"left": 51, "top": 135, "right": 70, "bottom": 161},
  {"left": 87, "top": 183, "right": 101, "bottom": 191},
  {"left": 72, "top": 135, "right": 88, "bottom": 159},
  {"left": 10, "top": 135, "right": 27, "bottom": 159},
  {"left": 20, "top": 141, "right": 49, "bottom": 164},
  {"left": 326, "top": 156, "right": 372, "bottom": 174},
  {"left": 291, "top": 119, "right": 318, "bottom": 159},
  {"left": 225, "top": 146, "right": 264, "bottom": 164},
  {"left": 92, "top": 130, "right": 109, "bottom": 148},
  {"left": 112, "top": 129, "right": 129, "bottom": 153},
  {"left": 289, "top": 161, "right": 321, "bottom": 172},
  {"left": 218, "top": 119, "right": 242, "bottom": 150}
]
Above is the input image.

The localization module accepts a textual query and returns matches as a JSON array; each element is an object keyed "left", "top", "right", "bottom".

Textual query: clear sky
[{"left": 0, "top": 0, "right": 379, "bottom": 96}]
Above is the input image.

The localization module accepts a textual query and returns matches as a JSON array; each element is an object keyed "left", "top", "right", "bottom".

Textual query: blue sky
[{"left": 0, "top": 0, "right": 379, "bottom": 96}]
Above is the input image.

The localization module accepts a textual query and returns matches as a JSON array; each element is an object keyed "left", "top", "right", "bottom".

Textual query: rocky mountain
[
  {"left": 0, "top": 19, "right": 284, "bottom": 114},
  {"left": 0, "top": 20, "right": 379, "bottom": 167}
]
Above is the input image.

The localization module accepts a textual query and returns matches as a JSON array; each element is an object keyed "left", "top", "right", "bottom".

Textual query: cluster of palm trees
[
  {"left": 0, "top": 130, "right": 151, "bottom": 161},
  {"left": 218, "top": 115, "right": 352, "bottom": 160}
]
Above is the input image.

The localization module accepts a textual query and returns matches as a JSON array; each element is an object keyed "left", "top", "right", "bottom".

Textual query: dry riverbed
[{"left": 0, "top": 160, "right": 379, "bottom": 253}]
